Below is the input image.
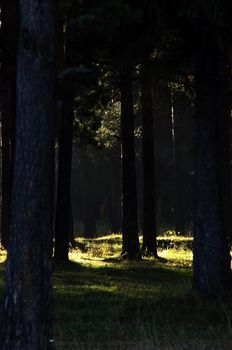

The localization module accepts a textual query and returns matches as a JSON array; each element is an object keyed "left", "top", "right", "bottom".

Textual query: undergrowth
[
  {"left": 1, "top": 234, "right": 232, "bottom": 349},
  {"left": 54, "top": 234, "right": 232, "bottom": 349}
]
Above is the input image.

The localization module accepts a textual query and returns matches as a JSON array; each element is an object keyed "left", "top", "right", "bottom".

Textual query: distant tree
[
  {"left": 54, "top": 18, "right": 74, "bottom": 261},
  {"left": 0, "top": 0, "right": 56, "bottom": 347},
  {"left": 141, "top": 60, "right": 158, "bottom": 257},
  {"left": 120, "top": 65, "right": 140, "bottom": 259},
  {"left": 172, "top": 85, "right": 195, "bottom": 235},
  {"left": 79, "top": 145, "right": 97, "bottom": 237},
  {"left": 54, "top": 90, "right": 74, "bottom": 261}
]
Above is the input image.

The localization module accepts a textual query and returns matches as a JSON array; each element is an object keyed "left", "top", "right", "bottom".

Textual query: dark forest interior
[{"left": 0, "top": 1, "right": 232, "bottom": 349}]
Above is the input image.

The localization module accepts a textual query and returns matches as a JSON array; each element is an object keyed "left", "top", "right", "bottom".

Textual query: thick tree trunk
[
  {"left": 0, "top": 0, "right": 56, "bottom": 348},
  {"left": 120, "top": 66, "right": 140, "bottom": 259},
  {"left": 54, "top": 93, "right": 74, "bottom": 261},
  {"left": 193, "top": 43, "right": 232, "bottom": 296},
  {"left": 216, "top": 60, "right": 232, "bottom": 244},
  {"left": 141, "top": 63, "right": 157, "bottom": 257},
  {"left": 0, "top": 0, "right": 19, "bottom": 249}
]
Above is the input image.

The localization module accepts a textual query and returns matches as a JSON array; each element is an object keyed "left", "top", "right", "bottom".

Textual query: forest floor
[{"left": 1, "top": 233, "right": 232, "bottom": 349}]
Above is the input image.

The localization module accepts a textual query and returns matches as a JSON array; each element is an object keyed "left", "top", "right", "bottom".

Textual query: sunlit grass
[
  {"left": 0, "top": 248, "right": 6, "bottom": 263},
  {"left": 53, "top": 234, "right": 232, "bottom": 349},
  {"left": 1, "top": 234, "right": 232, "bottom": 349}
]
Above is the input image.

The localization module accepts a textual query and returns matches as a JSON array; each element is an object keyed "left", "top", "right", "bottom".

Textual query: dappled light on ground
[
  {"left": 51, "top": 234, "right": 232, "bottom": 349},
  {"left": 0, "top": 235, "right": 231, "bottom": 349}
]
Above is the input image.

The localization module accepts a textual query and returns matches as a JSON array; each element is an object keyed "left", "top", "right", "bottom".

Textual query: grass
[{"left": 1, "top": 234, "right": 232, "bottom": 349}]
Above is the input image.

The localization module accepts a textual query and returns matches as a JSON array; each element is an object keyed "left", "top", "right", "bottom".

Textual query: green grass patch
[
  {"left": 54, "top": 235, "right": 232, "bottom": 349},
  {"left": 1, "top": 235, "right": 232, "bottom": 349}
]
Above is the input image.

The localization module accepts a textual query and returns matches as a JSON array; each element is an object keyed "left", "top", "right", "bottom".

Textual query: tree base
[
  {"left": 121, "top": 251, "right": 142, "bottom": 260},
  {"left": 141, "top": 246, "right": 158, "bottom": 258}
]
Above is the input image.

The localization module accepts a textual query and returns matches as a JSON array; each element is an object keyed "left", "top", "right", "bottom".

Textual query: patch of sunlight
[
  {"left": 69, "top": 251, "right": 113, "bottom": 269},
  {"left": 158, "top": 248, "right": 193, "bottom": 268},
  {"left": 94, "top": 233, "right": 121, "bottom": 241},
  {"left": 0, "top": 248, "right": 7, "bottom": 263},
  {"left": 157, "top": 235, "right": 192, "bottom": 242}
]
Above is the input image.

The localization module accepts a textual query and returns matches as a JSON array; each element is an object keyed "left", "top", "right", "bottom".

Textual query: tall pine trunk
[
  {"left": 0, "top": 0, "right": 19, "bottom": 249},
  {"left": 141, "top": 63, "right": 157, "bottom": 257},
  {"left": 216, "top": 60, "right": 232, "bottom": 244},
  {"left": 120, "top": 66, "right": 140, "bottom": 259},
  {"left": 79, "top": 147, "right": 97, "bottom": 238},
  {"left": 171, "top": 90, "right": 185, "bottom": 235},
  {"left": 109, "top": 155, "right": 121, "bottom": 233},
  {"left": 54, "top": 93, "right": 74, "bottom": 261},
  {"left": 193, "top": 42, "right": 232, "bottom": 296},
  {"left": 0, "top": 0, "right": 56, "bottom": 347}
]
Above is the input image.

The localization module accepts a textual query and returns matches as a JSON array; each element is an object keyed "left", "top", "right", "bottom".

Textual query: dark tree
[
  {"left": 109, "top": 154, "right": 122, "bottom": 233},
  {"left": 79, "top": 147, "right": 97, "bottom": 238},
  {"left": 216, "top": 59, "right": 232, "bottom": 244},
  {"left": 120, "top": 65, "right": 140, "bottom": 259},
  {"left": 54, "top": 92, "right": 74, "bottom": 261},
  {"left": 172, "top": 89, "right": 185, "bottom": 236},
  {"left": 193, "top": 39, "right": 232, "bottom": 296},
  {"left": 141, "top": 61, "right": 158, "bottom": 257},
  {"left": 0, "top": 0, "right": 56, "bottom": 347},
  {"left": 154, "top": 81, "right": 175, "bottom": 231},
  {"left": 0, "top": 0, "right": 19, "bottom": 249},
  {"left": 172, "top": 89, "right": 193, "bottom": 235}
]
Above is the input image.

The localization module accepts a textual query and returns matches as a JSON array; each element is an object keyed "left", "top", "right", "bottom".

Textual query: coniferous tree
[
  {"left": 120, "top": 65, "right": 140, "bottom": 259},
  {"left": 193, "top": 38, "right": 232, "bottom": 295},
  {"left": 0, "top": 0, "right": 56, "bottom": 347},
  {"left": 141, "top": 61, "right": 158, "bottom": 257}
]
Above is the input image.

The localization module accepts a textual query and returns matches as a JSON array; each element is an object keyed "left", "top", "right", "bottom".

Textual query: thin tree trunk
[
  {"left": 0, "top": 0, "right": 19, "bottom": 249},
  {"left": 141, "top": 62, "right": 157, "bottom": 257},
  {"left": 171, "top": 90, "right": 185, "bottom": 235},
  {"left": 79, "top": 148, "right": 97, "bottom": 238},
  {"left": 0, "top": 0, "right": 56, "bottom": 347},
  {"left": 193, "top": 42, "right": 232, "bottom": 296},
  {"left": 54, "top": 93, "right": 74, "bottom": 261},
  {"left": 120, "top": 65, "right": 140, "bottom": 259},
  {"left": 109, "top": 154, "right": 121, "bottom": 233}
]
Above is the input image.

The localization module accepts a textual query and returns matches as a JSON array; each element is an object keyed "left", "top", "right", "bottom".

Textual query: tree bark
[
  {"left": 0, "top": 0, "right": 56, "bottom": 348},
  {"left": 79, "top": 148, "right": 97, "bottom": 238},
  {"left": 193, "top": 42, "right": 232, "bottom": 296},
  {"left": 0, "top": 0, "right": 19, "bottom": 249},
  {"left": 109, "top": 154, "right": 121, "bottom": 233},
  {"left": 141, "top": 62, "right": 157, "bottom": 257},
  {"left": 120, "top": 66, "right": 140, "bottom": 259},
  {"left": 172, "top": 91, "right": 185, "bottom": 235},
  {"left": 216, "top": 59, "right": 232, "bottom": 244},
  {"left": 54, "top": 93, "right": 74, "bottom": 261}
]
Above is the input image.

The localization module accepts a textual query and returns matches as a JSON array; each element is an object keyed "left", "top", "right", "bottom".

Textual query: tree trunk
[
  {"left": 0, "top": 0, "right": 19, "bottom": 249},
  {"left": 120, "top": 66, "right": 140, "bottom": 259},
  {"left": 109, "top": 154, "right": 121, "bottom": 233},
  {"left": 141, "top": 63, "right": 157, "bottom": 257},
  {"left": 54, "top": 93, "right": 74, "bottom": 261},
  {"left": 79, "top": 148, "right": 97, "bottom": 238},
  {"left": 0, "top": 0, "right": 56, "bottom": 348},
  {"left": 172, "top": 90, "right": 185, "bottom": 235},
  {"left": 193, "top": 42, "right": 232, "bottom": 296},
  {"left": 216, "top": 59, "right": 232, "bottom": 244}
]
